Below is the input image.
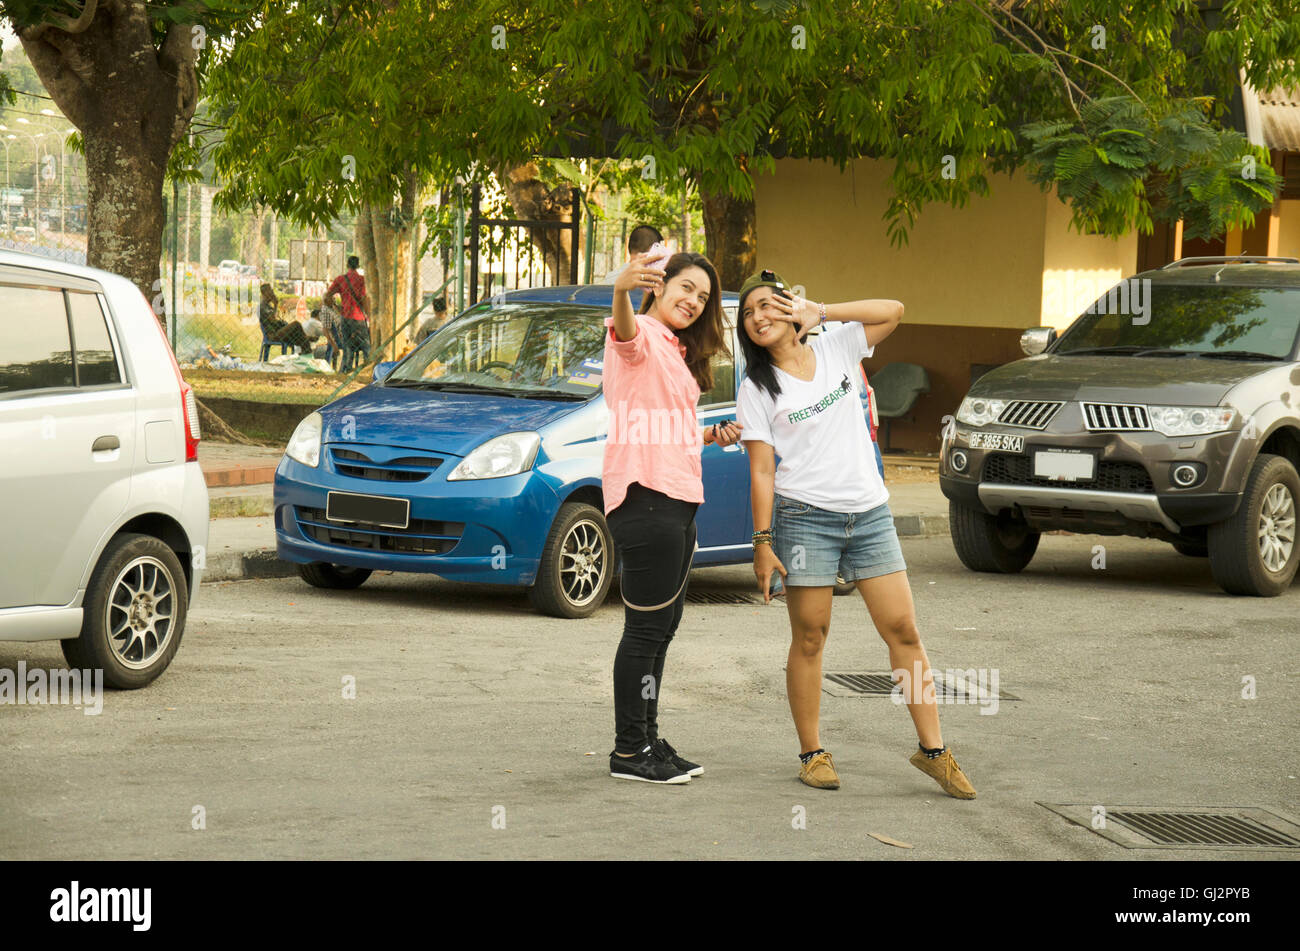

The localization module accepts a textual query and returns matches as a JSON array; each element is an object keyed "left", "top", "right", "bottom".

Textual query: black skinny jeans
[{"left": 607, "top": 482, "right": 698, "bottom": 755}]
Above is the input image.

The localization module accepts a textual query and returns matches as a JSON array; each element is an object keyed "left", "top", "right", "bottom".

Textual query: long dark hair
[
  {"left": 637, "top": 252, "right": 729, "bottom": 392},
  {"left": 737, "top": 302, "right": 783, "bottom": 401}
]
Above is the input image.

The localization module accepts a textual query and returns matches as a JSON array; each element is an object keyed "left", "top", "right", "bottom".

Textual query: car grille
[
  {"left": 330, "top": 448, "right": 443, "bottom": 482},
  {"left": 294, "top": 506, "right": 464, "bottom": 555},
  {"left": 996, "top": 400, "right": 1064, "bottom": 430},
  {"left": 1081, "top": 402, "right": 1151, "bottom": 432},
  {"left": 982, "top": 455, "right": 1155, "bottom": 493}
]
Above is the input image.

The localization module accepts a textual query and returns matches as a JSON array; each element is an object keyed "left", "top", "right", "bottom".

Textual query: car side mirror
[
  {"left": 1020, "top": 327, "right": 1057, "bottom": 356},
  {"left": 373, "top": 361, "right": 397, "bottom": 382}
]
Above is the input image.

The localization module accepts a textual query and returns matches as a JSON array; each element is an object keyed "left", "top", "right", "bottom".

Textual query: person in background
[
  {"left": 325, "top": 255, "right": 370, "bottom": 360},
  {"left": 599, "top": 224, "right": 665, "bottom": 285},
  {"left": 414, "top": 296, "right": 450, "bottom": 346},
  {"left": 258, "top": 283, "right": 311, "bottom": 354}
]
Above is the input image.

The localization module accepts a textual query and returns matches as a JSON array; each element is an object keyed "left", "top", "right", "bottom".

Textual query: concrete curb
[
  {"left": 206, "top": 550, "right": 300, "bottom": 584},
  {"left": 202, "top": 512, "right": 951, "bottom": 585},
  {"left": 893, "top": 513, "right": 949, "bottom": 537}
]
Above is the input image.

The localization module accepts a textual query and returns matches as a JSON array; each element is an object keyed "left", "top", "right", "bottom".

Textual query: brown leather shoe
[
  {"left": 799, "top": 751, "right": 841, "bottom": 790},
  {"left": 909, "top": 747, "right": 976, "bottom": 799}
]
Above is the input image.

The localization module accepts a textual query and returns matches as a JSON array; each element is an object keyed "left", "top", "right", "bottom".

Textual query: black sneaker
[
  {"left": 651, "top": 738, "right": 703, "bottom": 777},
  {"left": 609, "top": 745, "right": 691, "bottom": 784}
]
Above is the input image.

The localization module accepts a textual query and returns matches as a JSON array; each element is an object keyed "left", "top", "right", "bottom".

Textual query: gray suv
[
  {"left": 0, "top": 251, "right": 208, "bottom": 686},
  {"left": 941, "top": 256, "right": 1300, "bottom": 597}
]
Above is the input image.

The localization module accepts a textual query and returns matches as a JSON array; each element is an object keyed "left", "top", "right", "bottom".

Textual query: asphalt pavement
[{"left": 2, "top": 531, "right": 1296, "bottom": 860}]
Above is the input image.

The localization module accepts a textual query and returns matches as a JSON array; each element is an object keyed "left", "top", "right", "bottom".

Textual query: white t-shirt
[{"left": 736, "top": 322, "right": 887, "bottom": 514}]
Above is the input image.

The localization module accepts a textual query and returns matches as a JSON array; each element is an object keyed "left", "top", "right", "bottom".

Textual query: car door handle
[{"left": 92, "top": 435, "right": 120, "bottom": 452}]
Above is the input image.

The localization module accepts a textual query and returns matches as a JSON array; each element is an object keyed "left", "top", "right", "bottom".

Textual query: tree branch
[{"left": 20, "top": 0, "right": 99, "bottom": 40}]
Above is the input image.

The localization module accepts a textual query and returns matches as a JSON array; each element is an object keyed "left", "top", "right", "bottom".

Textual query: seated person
[{"left": 258, "top": 283, "right": 310, "bottom": 354}]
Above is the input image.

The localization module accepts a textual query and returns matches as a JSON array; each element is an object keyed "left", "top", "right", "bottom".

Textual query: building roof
[{"left": 1257, "top": 85, "right": 1300, "bottom": 152}]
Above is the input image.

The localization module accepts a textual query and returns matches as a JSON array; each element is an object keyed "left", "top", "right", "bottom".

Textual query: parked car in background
[
  {"left": 274, "top": 258, "right": 289, "bottom": 280},
  {"left": 12, "top": 225, "right": 36, "bottom": 242},
  {"left": 217, "top": 259, "right": 242, "bottom": 277},
  {"left": 0, "top": 250, "right": 208, "bottom": 686},
  {"left": 272, "top": 284, "right": 879, "bottom": 618},
  {"left": 941, "top": 255, "right": 1300, "bottom": 597},
  {"left": 238, "top": 264, "right": 258, "bottom": 278}
]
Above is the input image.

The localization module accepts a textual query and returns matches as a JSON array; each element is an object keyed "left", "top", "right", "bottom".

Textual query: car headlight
[
  {"left": 447, "top": 432, "right": 541, "bottom": 481},
  {"left": 285, "top": 412, "right": 322, "bottom": 467},
  {"left": 956, "top": 397, "right": 1007, "bottom": 428},
  {"left": 1147, "top": 406, "right": 1235, "bottom": 437}
]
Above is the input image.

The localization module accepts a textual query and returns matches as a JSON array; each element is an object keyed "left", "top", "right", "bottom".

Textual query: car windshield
[
  {"left": 1053, "top": 285, "right": 1300, "bottom": 360},
  {"left": 386, "top": 303, "right": 608, "bottom": 398}
]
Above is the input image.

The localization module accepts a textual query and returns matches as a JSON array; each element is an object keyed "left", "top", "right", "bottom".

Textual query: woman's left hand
[
  {"left": 770, "top": 293, "right": 819, "bottom": 335},
  {"left": 705, "top": 420, "right": 744, "bottom": 446}
]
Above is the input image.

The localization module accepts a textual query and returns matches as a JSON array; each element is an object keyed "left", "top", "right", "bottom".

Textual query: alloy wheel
[{"left": 105, "top": 556, "right": 177, "bottom": 670}]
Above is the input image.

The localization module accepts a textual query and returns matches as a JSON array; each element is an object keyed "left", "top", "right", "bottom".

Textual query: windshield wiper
[
  {"left": 511, "top": 388, "right": 590, "bottom": 401},
  {"left": 1195, "top": 350, "right": 1284, "bottom": 362},
  {"left": 1057, "top": 346, "right": 1150, "bottom": 356},
  {"left": 384, "top": 379, "right": 502, "bottom": 392}
]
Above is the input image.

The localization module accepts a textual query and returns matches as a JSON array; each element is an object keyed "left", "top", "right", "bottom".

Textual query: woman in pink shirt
[{"left": 604, "top": 250, "right": 743, "bottom": 784}]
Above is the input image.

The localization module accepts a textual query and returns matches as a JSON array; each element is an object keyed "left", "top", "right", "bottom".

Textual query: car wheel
[
  {"left": 1207, "top": 453, "right": 1299, "bottom": 596},
  {"left": 298, "top": 562, "right": 373, "bottom": 589},
  {"left": 529, "top": 501, "right": 614, "bottom": 618},
  {"left": 61, "top": 533, "right": 188, "bottom": 690},
  {"left": 949, "top": 500, "right": 1040, "bottom": 573}
]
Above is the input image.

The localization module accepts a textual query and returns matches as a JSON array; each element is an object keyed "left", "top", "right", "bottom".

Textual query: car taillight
[{"left": 143, "top": 292, "right": 201, "bottom": 461}]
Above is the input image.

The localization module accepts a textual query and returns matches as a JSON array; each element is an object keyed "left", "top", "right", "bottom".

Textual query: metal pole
[
  {"left": 583, "top": 196, "right": 594, "bottom": 284},
  {"left": 60, "top": 137, "right": 66, "bottom": 237},
  {"left": 454, "top": 184, "right": 465, "bottom": 313},
  {"left": 171, "top": 176, "right": 179, "bottom": 351},
  {"left": 469, "top": 184, "right": 480, "bottom": 306},
  {"left": 570, "top": 191, "right": 581, "bottom": 285}
]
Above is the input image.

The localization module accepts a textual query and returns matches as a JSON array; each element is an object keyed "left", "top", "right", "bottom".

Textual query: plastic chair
[
  {"left": 869, "top": 362, "right": 930, "bottom": 452},
  {"left": 259, "top": 332, "right": 290, "bottom": 362}
]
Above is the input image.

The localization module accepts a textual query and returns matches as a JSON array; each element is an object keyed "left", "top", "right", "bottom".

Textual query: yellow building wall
[
  {"left": 752, "top": 158, "right": 1047, "bottom": 329},
  {"left": 1039, "top": 191, "right": 1139, "bottom": 331},
  {"left": 1276, "top": 200, "right": 1300, "bottom": 259}
]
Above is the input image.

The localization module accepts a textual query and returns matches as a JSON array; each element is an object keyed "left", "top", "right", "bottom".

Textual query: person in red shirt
[{"left": 325, "top": 256, "right": 370, "bottom": 364}]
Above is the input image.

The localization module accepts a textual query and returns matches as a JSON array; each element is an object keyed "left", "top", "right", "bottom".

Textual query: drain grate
[
  {"left": 685, "top": 591, "right": 758, "bottom": 605},
  {"left": 822, "top": 671, "right": 1016, "bottom": 701},
  {"left": 1039, "top": 803, "right": 1300, "bottom": 850},
  {"left": 825, "top": 672, "right": 898, "bottom": 695}
]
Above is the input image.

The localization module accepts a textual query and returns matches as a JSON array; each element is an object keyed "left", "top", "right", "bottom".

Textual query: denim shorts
[{"left": 772, "top": 495, "right": 907, "bottom": 587}]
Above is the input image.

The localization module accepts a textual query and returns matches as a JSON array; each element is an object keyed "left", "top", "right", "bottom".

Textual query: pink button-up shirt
[{"left": 602, "top": 315, "right": 703, "bottom": 515}]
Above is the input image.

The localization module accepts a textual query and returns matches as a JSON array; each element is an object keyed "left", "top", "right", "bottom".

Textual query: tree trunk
[
  {"left": 356, "top": 166, "right": 421, "bottom": 360},
  {"left": 17, "top": 1, "right": 201, "bottom": 313},
  {"left": 701, "top": 185, "right": 757, "bottom": 291},
  {"left": 81, "top": 129, "right": 168, "bottom": 313},
  {"left": 498, "top": 162, "right": 576, "bottom": 285}
]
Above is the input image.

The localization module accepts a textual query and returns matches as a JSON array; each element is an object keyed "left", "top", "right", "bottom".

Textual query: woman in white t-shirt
[{"left": 734, "top": 269, "right": 976, "bottom": 799}]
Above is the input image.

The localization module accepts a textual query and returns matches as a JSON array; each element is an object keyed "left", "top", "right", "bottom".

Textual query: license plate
[
  {"left": 969, "top": 432, "right": 1024, "bottom": 452},
  {"left": 326, "top": 491, "right": 410, "bottom": 529},
  {"left": 1033, "top": 450, "right": 1096, "bottom": 481}
]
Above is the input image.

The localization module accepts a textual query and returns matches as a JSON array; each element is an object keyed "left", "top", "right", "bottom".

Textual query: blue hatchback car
[{"left": 273, "top": 283, "right": 875, "bottom": 617}]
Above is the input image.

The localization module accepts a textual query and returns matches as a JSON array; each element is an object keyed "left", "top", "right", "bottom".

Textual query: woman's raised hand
[
  {"left": 613, "top": 250, "right": 667, "bottom": 296},
  {"left": 769, "top": 292, "right": 819, "bottom": 335}
]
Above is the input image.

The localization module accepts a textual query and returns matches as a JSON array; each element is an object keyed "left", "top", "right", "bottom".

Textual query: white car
[
  {"left": 216, "top": 259, "right": 242, "bottom": 276},
  {"left": 0, "top": 250, "right": 209, "bottom": 688}
]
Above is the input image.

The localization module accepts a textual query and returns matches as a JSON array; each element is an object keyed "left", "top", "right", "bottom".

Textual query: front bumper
[
  {"left": 273, "top": 451, "right": 559, "bottom": 585},
  {"left": 939, "top": 422, "right": 1244, "bottom": 535}
]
